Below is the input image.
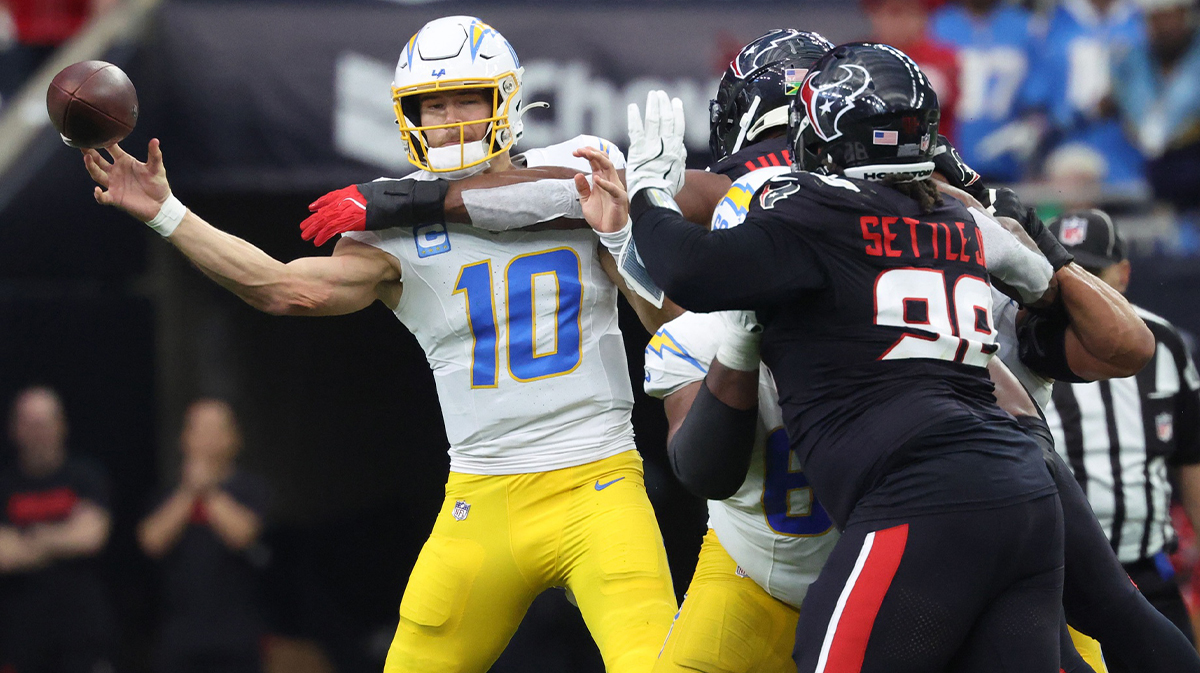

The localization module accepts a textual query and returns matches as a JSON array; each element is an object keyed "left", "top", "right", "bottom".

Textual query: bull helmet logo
[{"left": 801, "top": 64, "right": 873, "bottom": 142}]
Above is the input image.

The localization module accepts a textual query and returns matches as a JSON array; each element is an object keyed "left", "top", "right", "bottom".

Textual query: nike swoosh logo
[{"left": 594, "top": 477, "right": 625, "bottom": 491}]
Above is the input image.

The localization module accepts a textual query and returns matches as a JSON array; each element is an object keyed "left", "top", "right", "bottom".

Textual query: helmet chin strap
[{"left": 730, "top": 96, "right": 762, "bottom": 155}]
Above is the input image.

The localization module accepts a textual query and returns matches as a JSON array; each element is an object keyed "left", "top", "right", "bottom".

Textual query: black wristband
[{"left": 358, "top": 178, "right": 449, "bottom": 230}]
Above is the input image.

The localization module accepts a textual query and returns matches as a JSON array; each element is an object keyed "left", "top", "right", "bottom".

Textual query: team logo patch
[
  {"left": 1058, "top": 216, "right": 1088, "bottom": 246},
  {"left": 801, "top": 64, "right": 872, "bottom": 142},
  {"left": 759, "top": 177, "right": 801, "bottom": 210},
  {"left": 414, "top": 222, "right": 451, "bottom": 258},
  {"left": 452, "top": 499, "right": 471, "bottom": 521},
  {"left": 1157, "top": 412, "right": 1174, "bottom": 442}
]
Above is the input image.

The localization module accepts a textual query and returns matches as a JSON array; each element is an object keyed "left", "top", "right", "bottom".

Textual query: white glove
[
  {"left": 715, "top": 310, "right": 763, "bottom": 372},
  {"left": 626, "top": 90, "right": 687, "bottom": 198}
]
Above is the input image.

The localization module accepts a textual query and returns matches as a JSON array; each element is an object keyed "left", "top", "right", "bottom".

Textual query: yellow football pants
[
  {"left": 654, "top": 529, "right": 800, "bottom": 673},
  {"left": 385, "top": 449, "right": 677, "bottom": 673}
]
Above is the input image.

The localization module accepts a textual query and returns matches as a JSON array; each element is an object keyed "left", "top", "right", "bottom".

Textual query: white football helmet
[{"left": 392, "top": 16, "right": 525, "bottom": 178}]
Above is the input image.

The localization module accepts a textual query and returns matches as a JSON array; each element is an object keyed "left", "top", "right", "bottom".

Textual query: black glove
[
  {"left": 931, "top": 134, "right": 989, "bottom": 205},
  {"left": 990, "top": 187, "right": 1074, "bottom": 270}
]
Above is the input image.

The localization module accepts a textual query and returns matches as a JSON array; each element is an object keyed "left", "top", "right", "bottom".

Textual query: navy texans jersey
[
  {"left": 632, "top": 171, "right": 1053, "bottom": 526},
  {"left": 709, "top": 135, "right": 792, "bottom": 181}
]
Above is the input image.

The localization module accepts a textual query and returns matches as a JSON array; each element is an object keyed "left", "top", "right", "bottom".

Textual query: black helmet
[
  {"left": 788, "top": 42, "right": 939, "bottom": 182},
  {"left": 709, "top": 29, "right": 835, "bottom": 161}
]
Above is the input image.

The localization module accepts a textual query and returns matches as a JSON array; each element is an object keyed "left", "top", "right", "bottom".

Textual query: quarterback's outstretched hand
[
  {"left": 82, "top": 139, "right": 171, "bottom": 222},
  {"left": 301, "top": 185, "right": 368, "bottom": 246},
  {"left": 574, "top": 146, "right": 628, "bottom": 234},
  {"left": 626, "top": 90, "right": 686, "bottom": 198}
]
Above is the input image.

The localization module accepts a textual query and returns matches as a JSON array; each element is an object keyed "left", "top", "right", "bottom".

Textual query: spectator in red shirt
[
  {"left": 862, "top": 0, "right": 961, "bottom": 143},
  {"left": 0, "top": 0, "right": 118, "bottom": 104}
]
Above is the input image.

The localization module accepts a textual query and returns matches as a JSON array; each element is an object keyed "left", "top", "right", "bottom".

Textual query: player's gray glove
[{"left": 626, "top": 90, "right": 687, "bottom": 199}]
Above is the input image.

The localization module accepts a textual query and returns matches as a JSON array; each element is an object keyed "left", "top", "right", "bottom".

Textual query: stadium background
[{"left": 1, "top": 0, "right": 1198, "bottom": 671}]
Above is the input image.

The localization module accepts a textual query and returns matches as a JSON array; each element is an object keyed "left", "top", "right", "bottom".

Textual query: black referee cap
[{"left": 1047, "top": 209, "right": 1126, "bottom": 271}]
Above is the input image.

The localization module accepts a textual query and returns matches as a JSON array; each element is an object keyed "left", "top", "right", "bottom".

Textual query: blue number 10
[
  {"left": 453, "top": 248, "right": 583, "bottom": 387},
  {"left": 761, "top": 428, "right": 834, "bottom": 537}
]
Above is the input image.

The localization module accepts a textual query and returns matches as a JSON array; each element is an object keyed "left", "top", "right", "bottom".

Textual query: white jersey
[
  {"left": 644, "top": 313, "right": 838, "bottom": 609},
  {"left": 346, "top": 136, "right": 635, "bottom": 475},
  {"left": 992, "top": 287, "right": 1054, "bottom": 410}
]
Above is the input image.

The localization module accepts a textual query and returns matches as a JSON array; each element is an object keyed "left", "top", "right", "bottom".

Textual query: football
[{"left": 46, "top": 60, "right": 138, "bottom": 149}]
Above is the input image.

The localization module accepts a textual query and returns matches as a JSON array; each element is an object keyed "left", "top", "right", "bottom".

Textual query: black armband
[
  {"left": 668, "top": 383, "right": 757, "bottom": 500},
  {"left": 1017, "top": 300, "right": 1089, "bottom": 383},
  {"left": 358, "top": 178, "right": 449, "bottom": 230}
]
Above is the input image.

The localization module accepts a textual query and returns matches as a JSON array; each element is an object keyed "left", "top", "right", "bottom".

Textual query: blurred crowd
[{"left": 865, "top": 0, "right": 1200, "bottom": 214}]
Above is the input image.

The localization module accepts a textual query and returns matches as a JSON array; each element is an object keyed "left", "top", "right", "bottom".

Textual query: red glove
[{"left": 300, "top": 185, "right": 368, "bottom": 246}]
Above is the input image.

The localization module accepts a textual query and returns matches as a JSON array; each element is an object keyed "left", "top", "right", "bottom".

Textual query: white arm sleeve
[
  {"left": 970, "top": 206, "right": 1054, "bottom": 305},
  {"left": 460, "top": 178, "right": 583, "bottom": 232}
]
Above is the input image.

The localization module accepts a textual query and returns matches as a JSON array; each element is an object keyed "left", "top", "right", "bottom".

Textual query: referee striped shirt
[{"left": 1045, "top": 307, "right": 1200, "bottom": 564}]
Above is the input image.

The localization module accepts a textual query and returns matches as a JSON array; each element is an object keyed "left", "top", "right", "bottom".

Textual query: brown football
[{"left": 47, "top": 61, "right": 138, "bottom": 149}]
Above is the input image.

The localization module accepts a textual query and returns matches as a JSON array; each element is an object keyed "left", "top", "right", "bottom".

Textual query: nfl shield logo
[
  {"left": 1059, "top": 216, "right": 1088, "bottom": 246},
  {"left": 1156, "top": 412, "right": 1174, "bottom": 442},
  {"left": 452, "top": 499, "right": 471, "bottom": 521},
  {"left": 735, "top": 565, "right": 748, "bottom": 578}
]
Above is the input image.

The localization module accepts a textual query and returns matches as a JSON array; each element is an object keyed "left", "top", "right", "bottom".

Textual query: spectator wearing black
[
  {"left": 1044, "top": 209, "right": 1200, "bottom": 651},
  {"left": 138, "top": 399, "right": 271, "bottom": 673},
  {"left": 0, "top": 386, "right": 114, "bottom": 673}
]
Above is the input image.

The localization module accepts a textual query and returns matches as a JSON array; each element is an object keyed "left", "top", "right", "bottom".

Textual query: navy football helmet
[
  {"left": 709, "top": 29, "right": 835, "bottom": 161},
  {"left": 788, "top": 42, "right": 939, "bottom": 182}
]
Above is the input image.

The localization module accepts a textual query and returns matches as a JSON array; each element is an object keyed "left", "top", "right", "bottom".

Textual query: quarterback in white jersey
[
  {"left": 80, "top": 15, "right": 677, "bottom": 673},
  {"left": 343, "top": 134, "right": 637, "bottom": 475}
]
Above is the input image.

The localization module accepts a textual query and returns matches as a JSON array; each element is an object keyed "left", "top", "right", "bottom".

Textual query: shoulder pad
[
  {"left": 643, "top": 313, "right": 723, "bottom": 398},
  {"left": 517, "top": 135, "right": 626, "bottom": 172}
]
